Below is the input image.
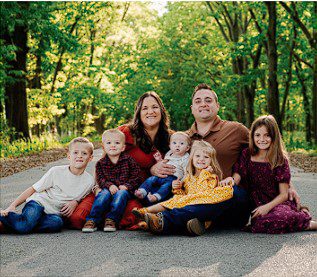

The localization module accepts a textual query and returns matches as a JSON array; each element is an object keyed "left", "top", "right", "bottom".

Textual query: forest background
[{"left": 0, "top": 1, "right": 316, "bottom": 160}]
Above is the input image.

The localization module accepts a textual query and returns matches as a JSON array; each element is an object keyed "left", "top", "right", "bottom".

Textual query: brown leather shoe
[
  {"left": 104, "top": 218, "right": 117, "bottom": 232},
  {"left": 132, "top": 208, "right": 148, "bottom": 221},
  {"left": 187, "top": 218, "right": 206, "bottom": 236},
  {"left": 144, "top": 212, "right": 163, "bottom": 234},
  {"left": 82, "top": 220, "right": 97, "bottom": 233}
]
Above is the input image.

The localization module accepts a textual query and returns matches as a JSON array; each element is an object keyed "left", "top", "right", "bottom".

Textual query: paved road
[{"left": 1, "top": 149, "right": 317, "bottom": 276}]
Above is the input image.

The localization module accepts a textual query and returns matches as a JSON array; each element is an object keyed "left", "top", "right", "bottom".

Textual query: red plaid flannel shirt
[{"left": 95, "top": 153, "right": 142, "bottom": 193}]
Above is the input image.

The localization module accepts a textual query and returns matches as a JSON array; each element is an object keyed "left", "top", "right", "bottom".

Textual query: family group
[{"left": 1, "top": 83, "right": 316, "bottom": 236}]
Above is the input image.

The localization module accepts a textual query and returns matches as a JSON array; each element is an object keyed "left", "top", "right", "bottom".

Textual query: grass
[
  {"left": 283, "top": 131, "right": 317, "bottom": 156},
  {"left": 0, "top": 131, "right": 315, "bottom": 159}
]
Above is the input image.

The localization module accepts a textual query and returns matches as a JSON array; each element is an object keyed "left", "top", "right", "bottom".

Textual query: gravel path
[{"left": 1, "top": 149, "right": 317, "bottom": 277}]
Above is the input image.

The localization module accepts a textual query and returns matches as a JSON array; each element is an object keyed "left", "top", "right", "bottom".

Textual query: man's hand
[
  {"left": 219, "top": 177, "right": 235, "bottom": 187},
  {"left": 60, "top": 200, "right": 78, "bottom": 217},
  {"left": 119, "top": 185, "right": 128, "bottom": 191},
  {"left": 150, "top": 160, "right": 175, "bottom": 178},
  {"left": 251, "top": 204, "right": 271, "bottom": 218},
  {"left": 172, "top": 178, "right": 182, "bottom": 190},
  {"left": 109, "top": 185, "right": 119, "bottom": 195},
  {"left": 0, "top": 205, "right": 16, "bottom": 216}
]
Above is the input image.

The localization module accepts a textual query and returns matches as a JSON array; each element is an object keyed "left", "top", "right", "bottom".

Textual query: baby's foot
[
  {"left": 134, "top": 190, "right": 145, "bottom": 199},
  {"left": 147, "top": 194, "right": 158, "bottom": 203}
]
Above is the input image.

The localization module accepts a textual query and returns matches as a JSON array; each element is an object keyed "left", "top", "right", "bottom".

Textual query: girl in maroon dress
[{"left": 231, "top": 115, "right": 317, "bottom": 234}]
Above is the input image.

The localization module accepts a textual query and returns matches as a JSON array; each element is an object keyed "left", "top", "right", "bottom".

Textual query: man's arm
[{"left": 0, "top": 187, "right": 36, "bottom": 216}]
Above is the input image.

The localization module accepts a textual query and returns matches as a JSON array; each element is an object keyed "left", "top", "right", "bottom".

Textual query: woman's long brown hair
[{"left": 129, "top": 91, "right": 170, "bottom": 154}]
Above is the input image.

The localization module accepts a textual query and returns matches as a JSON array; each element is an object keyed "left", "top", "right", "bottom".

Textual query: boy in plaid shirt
[{"left": 82, "top": 129, "right": 142, "bottom": 232}]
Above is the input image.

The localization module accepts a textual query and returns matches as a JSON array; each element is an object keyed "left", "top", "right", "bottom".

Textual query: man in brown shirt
[{"left": 188, "top": 83, "right": 249, "bottom": 179}]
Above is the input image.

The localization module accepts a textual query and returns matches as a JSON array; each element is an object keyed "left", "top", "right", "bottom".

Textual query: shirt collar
[
  {"left": 102, "top": 152, "right": 129, "bottom": 164},
  {"left": 188, "top": 116, "right": 223, "bottom": 138}
]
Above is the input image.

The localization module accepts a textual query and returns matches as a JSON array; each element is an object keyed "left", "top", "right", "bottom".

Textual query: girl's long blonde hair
[
  {"left": 186, "top": 140, "right": 223, "bottom": 179},
  {"left": 249, "top": 115, "right": 288, "bottom": 169}
]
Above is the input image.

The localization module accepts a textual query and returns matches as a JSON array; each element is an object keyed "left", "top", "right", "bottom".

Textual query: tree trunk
[
  {"left": 313, "top": 2, "right": 317, "bottom": 142},
  {"left": 295, "top": 62, "right": 312, "bottom": 142},
  {"left": 3, "top": 2, "right": 30, "bottom": 141},
  {"left": 266, "top": 2, "right": 281, "bottom": 130}
]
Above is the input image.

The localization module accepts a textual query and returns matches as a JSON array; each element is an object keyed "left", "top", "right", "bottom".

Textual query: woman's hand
[
  {"left": 251, "top": 204, "right": 271, "bottom": 218},
  {"left": 0, "top": 205, "right": 16, "bottom": 216},
  {"left": 60, "top": 200, "right": 78, "bottom": 217},
  {"left": 119, "top": 185, "right": 128, "bottom": 190},
  {"left": 150, "top": 160, "right": 175, "bottom": 178},
  {"left": 172, "top": 178, "right": 182, "bottom": 190}
]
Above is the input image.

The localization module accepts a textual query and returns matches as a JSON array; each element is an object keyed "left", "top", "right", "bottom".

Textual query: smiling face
[
  {"left": 140, "top": 96, "right": 162, "bottom": 129},
  {"left": 169, "top": 133, "right": 190, "bottom": 157},
  {"left": 192, "top": 148, "right": 212, "bottom": 170},
  {"left": 253, "top": 125, "right": 272, "bottom": 151},
  {"left": 68, "top": 142, "right": 93, "bottom": 170},
  {"left": 102, "top": 133, "right": 126, "bottom": 157},
  {"left": 191, "top": 89, "right": 219, "bottom": 123}
]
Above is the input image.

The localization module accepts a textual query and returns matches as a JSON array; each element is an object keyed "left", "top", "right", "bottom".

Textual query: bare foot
[
  {"left": 134, "top": 190, "right": 145, "bottom": 199},
  {"left": 147, "top": 193, "right": 158, "bottom": 203},
  {"left": 307, "top": 220, "right": 317, "bottom": 231}
]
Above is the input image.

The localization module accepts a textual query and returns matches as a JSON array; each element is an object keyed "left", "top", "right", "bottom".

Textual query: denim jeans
[
  {"left": 161, "top": 185, "right": 250, "bottom": 234},
  {"left": 139, "top": 175, "right": 176, "bottom": 204},
  {"left": 0, "top": 200, "right": 63, "bottom": 234},
  {"left": 86, "top": 188, "right": 131, "bottom": 224}
]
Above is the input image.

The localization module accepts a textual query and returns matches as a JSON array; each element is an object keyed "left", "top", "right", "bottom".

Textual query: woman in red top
[{"left": 68, "top": 91, "right": 171, "bottom": 230}]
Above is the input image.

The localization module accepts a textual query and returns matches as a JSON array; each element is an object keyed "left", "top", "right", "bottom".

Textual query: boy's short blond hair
[
  {"left": 68, "top": 137, "right": 94, "bottom": 154},
  {"left": 170, "top": 131, "right": 191, "bottom": 146},
  {"left": 102, "top": 129, "right": 126, "bottom": 144}
]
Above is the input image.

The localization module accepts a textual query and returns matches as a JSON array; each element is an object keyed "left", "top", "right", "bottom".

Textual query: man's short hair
[
  {"left": 102, "top": 129, "right": 125, "bottom": 144},
  {"left": 68, "top": 137, "right": 94, "bottom": 154},
  {"left": 192, "top": 83, "right": 218, "bottom": 103}
]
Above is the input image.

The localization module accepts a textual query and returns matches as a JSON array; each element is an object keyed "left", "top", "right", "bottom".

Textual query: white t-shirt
[
  {"left": 27, "top": 165, "right": 94, "bottom": 215},
  {"left": 164, "top": 151, "right": 189, "bottom": 181}
]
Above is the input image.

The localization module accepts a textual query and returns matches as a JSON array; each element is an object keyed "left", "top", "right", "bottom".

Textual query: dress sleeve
[
  {"left": 275, "top": 158, "right": 291, "bottom": 184},
  {"left": 198, "top": 170, "right": 218, "bottom": 189},
  {"left": 233, "top": 148, "right": 249, "bottom": 180}
]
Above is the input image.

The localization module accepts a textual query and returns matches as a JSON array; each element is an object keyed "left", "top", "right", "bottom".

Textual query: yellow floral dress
[{"left": 161, "top": 170, "right": 233, "bottom": 209}]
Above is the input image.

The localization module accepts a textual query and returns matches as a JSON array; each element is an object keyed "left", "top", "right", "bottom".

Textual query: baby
[{"left": 134, "top": 131, "right": 190, "bottom": 204}]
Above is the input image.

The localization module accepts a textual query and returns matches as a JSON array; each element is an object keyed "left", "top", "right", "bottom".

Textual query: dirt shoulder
[{"left": 0, "top": 146, "right": 316, "bottom": 178}]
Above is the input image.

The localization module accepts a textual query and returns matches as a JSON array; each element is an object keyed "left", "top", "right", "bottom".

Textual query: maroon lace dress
[{"left": 234, "top": 148, "right": 311, "bottom": 234}]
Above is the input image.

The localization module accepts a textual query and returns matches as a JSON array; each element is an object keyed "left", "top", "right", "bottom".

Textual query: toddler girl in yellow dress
[{"left": 133, "top": 140, "right": 233, "bottom": 219}]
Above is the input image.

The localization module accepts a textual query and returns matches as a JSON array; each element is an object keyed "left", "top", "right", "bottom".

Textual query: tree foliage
[{"left": 0, "top": 1, "right": 315, "bottom": 147}]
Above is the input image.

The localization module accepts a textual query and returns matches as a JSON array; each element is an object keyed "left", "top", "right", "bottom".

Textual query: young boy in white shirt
[{"left": 0, "top": 137, "right": 95, "bottom": 234}]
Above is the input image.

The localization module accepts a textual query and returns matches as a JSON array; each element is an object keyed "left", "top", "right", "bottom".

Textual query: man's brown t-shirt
[{"left": 188, "top": 116, "right": 249, "bottom": 179}]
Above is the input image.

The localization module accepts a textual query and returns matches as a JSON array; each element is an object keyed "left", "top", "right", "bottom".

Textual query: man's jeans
[
  {"left": 161, "top": 185, "right": 250, "bottom": 234},
  {"left": 0, "top": 200, "right": 63, "bottom": 234},
  {"left": 139, "top": 175, "right": 176, "bottom": 204},
  {"left": 86, "top": 189, "right": 131, "bottom": 224}
]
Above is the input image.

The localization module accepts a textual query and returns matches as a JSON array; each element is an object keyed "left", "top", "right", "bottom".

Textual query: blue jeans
[
  {"left": 161, "top": 186, "right": 250, "bottom": 234},
  {"left": 86, "top": 189, "right": 131, "bottom": 224},
  {"left": 0, "top": 200, "right": 63, "bottom": 234},
  {"left": 139, "top": 175, "right": 176, "bottom": 204}
]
